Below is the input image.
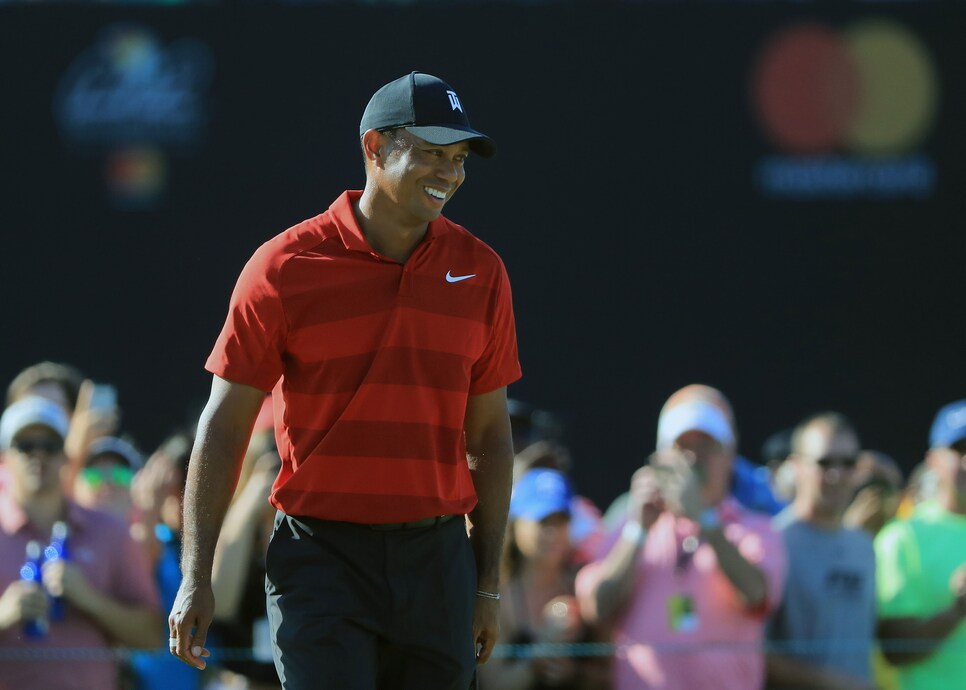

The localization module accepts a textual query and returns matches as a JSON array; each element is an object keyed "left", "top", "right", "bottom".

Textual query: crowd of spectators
[{"left": 0, "top": 360, "right": 964, "bottom": 689}]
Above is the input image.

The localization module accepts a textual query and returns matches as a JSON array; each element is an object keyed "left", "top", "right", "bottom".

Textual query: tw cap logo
[{"left": 446, "top": 90, "right": 463, "bottom": 112}]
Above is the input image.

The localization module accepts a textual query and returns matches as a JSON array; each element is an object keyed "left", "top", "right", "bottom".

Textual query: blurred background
[{"left": 1, "top": 0, "right": 962, "bottom": 512}]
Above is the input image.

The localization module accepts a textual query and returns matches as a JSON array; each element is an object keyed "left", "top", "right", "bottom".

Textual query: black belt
[{"left": 366, "top": 514, "right": 459, "bottom": 531}]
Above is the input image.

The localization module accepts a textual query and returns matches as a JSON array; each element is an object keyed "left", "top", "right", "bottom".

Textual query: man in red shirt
[{"left": 169, "top": 72, "right": 521, "bottom": 690}]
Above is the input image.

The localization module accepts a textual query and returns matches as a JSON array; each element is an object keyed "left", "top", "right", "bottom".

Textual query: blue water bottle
[
  {"left": 45, "top": 521, "right": 69, "bottom": 621},
  {"left": 19, "top": 540, "right": 48, "bottom": 639}
]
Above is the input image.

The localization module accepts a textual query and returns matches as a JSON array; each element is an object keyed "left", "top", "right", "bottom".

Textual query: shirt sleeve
[
  {"left": 469, "top": 256, "right": 522, "bottom": 395},
  {"left": 205, "top": 242, "right": 287, "bottom": 392}
]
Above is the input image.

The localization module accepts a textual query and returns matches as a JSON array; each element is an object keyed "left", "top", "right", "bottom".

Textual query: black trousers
[{"left": 265, "top": 511, "right": 478, "bottom": 690}]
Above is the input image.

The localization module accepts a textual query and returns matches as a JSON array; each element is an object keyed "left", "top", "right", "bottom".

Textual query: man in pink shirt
[
  {"left": 0, "top": 396, "right": 161, "bottom": 690},
  {"left": 577, "top": 385, "right": 786, "bottom": 690}
]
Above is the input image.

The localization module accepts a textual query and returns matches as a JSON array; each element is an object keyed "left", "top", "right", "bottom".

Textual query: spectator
[
  {"left": 601, "top": 385, "right": 787, "bottom": 529},
  {"left": 0, "top": 396, "right": 161, "bottom": 690},
  {"left": 6, "top": 361, "right": 119, "bottom": 494},
  {"left": 842, "top": 450, "right": 904, "bottom": 690},
  {"left": 72, "top": 436, "right": 143, "bottom": 521},
  {"left": 479, "top": 467, "right": 606, "bottom": 690},
  {"left": 577, "top": 384, "right": 786, "bottom": 690},
  {"left": 5, "top": 361, "right": 85, "bottom": 412},
  {"left": 127, "top": 429, "right": 201, "bottom": 690},
  {"left": 843, "top": 449, "right": 904, "bottom": 537},
  {"left": 512, "top": 439, "right": 606, "bottom": 570},
  {"left": 894, "top": 460, "right": 937, "bottom": 520},
  {"left": 765, "top": 412, "right": 877, "bottom": 690},
  {"left": 875, "top": 398, "right": 966, "bottom": 688},
  {"left": 508, "top": 399, "right": 564, "bottom": 455},
  {"left": 761, "top": 428, "right": 796, "bottom": 507}
]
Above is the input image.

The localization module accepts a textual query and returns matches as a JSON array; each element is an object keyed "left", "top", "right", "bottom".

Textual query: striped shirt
[{"left": 206, "top": 190, "right": 521, "bottom": 523}]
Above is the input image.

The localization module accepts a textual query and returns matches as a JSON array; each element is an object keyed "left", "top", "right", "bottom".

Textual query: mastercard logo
[{"left": 752, "top": 20, "right": 938, "bottom": 155}]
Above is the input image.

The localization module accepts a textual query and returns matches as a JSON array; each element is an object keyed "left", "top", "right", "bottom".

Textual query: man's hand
[
  {"left": 0, "top": 580, "right": 48, "bottom": 631},
  {"left": 647, "top": 449, "right": 704, "bottom": 522},
  {"left": 168, "top": 579, "right": 215, "bottom": 669},
  {"left": 472, "top": 595, "right": 500, "bottom": 664},
  {"left": 628, "top": 466, "right": 667, "bottom": 530},
  {"left": 42, "top": 559, "right": 95, "bottom": 605}
]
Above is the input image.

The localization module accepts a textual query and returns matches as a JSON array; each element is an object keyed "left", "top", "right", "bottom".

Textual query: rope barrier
[{"left": 1, "top": 638, "right": 964, "bottom": 662}]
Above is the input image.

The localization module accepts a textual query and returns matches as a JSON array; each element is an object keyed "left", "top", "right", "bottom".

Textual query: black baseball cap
[{"left": 360, "top": 72, "right": 496, "bottom": 158}]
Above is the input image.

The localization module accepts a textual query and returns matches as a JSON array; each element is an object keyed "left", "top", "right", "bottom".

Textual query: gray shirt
[{"left": 765, "top": 510, "right": 876, "bottom": 688}]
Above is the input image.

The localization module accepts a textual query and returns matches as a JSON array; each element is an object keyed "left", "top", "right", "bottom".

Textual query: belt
[{"left": 366, "top": 514, "right": 459, "bottom": 531}]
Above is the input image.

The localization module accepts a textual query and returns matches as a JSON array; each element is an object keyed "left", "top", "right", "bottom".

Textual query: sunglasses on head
[
  {"left": 815, "top": 455, "right": 859, "bottom": 470},
  {"left": 11, "top": 438, "right": 64, "bottom": 456},
  {"left": 80, "top": 465, "right": 134, "bottom": 489}
]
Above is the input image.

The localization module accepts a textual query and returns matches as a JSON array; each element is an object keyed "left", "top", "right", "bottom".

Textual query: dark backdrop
[{"left": 1, "top": 3, "right": 963, "bottom": 511}]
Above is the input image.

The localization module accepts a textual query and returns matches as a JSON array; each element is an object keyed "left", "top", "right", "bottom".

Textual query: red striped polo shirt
[{"left": 206, "top": 190, "right": 522, "bottom": 523}]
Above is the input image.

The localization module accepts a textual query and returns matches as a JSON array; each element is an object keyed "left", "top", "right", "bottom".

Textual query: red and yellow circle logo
[{"left": 752, "top": 20, "right": 938, "bottom": 156}]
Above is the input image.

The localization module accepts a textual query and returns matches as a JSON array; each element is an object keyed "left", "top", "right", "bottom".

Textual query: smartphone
[{"left": 89, "top": 383, "right": 118, "bottom": 412}]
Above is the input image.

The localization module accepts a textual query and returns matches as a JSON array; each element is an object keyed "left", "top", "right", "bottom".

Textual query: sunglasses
[
  {"left": 11, "top": 439, "right": 64, "bottom": 456},
  {"left": 80, "top": 465, "right": 134, "bottom": 489},
  {"left": 815, "top": 455, "right": 859, "bottom": 471}
]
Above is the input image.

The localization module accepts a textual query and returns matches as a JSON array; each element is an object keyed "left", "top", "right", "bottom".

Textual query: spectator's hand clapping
[
  {"left": 629, "top": 465, "right": 667, "bottom": 530},
  {"left": 645, "top": 449, "right": 705, "bottom": 522}
]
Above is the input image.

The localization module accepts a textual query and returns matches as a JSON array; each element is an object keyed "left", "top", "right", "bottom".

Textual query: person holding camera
[{"left": 576, "top": 385, "right": 786, "bottom": 690}]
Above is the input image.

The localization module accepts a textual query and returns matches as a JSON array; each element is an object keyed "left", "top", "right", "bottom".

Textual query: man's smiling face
[{"left": 377, "top": 129, "right": 470, "bottom": 224}]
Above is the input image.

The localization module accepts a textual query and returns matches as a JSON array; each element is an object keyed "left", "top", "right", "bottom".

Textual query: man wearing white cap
[
  {"left": 576, "top": 384, "right": 786, "bottom": 690},
  {"left": 0, "top": 396, "right": 161, "bottom": 690}
]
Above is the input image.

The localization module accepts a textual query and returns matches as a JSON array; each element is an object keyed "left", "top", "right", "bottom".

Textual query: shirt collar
[{"left": 328, "top": 190, "right": 446, "bottom": 255}]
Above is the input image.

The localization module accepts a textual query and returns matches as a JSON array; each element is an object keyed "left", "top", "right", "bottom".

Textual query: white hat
[
  {"left": 657, "top": 399, "right": 735, "bottom": 450},
  {"left": 0, "top": 396, "right": 70, "bottom": 450}
]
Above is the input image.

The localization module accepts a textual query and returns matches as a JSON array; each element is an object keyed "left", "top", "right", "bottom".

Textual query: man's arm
[
  {"left": 579, "top": 527, "right": 644, "bottom": 627},
  {"left": 464, "top": 386, "right": 514, "bottom": 664},
  {"left": 169, "top": 375, "right": 266, "bottom": 669},
  {"left": 878, "top": 607, "right": 966, "bottom": 665},
  {"left": 701, "top": 526, "right": 768, "bottom": 608},
  {"left": 579, "top": 466, "right": 660, "bottom": 627}
]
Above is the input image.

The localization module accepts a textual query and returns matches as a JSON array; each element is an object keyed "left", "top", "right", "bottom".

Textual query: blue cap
[
  {"left": 509, "top": 468, "right": 573, "bottom": 522},
  {"left": 929, "top": 399, "right": 966, "bottom": 449}
]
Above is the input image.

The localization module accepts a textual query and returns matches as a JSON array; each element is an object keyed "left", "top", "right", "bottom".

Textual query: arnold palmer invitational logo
[
  {"left": 54, "top": 24, "right": 214, "bottom": 150},
  {"left": 53, "top": 24, "right": 214, "bottom": 208},
  {"left": 751, "top": 19, "right": 938, "bottom": 199}
]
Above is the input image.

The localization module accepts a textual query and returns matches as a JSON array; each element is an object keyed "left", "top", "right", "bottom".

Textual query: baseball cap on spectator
[
  {"left": 509, "top": 468, "right": 574, "bottom": 522},
  {"left": 86, "top": 436, "right": 143, "bottom": 470},
  {"left": 360, "top": 71, "right": 496, "bottom": 158},
  {"left": 929, "top": 399, "right": 966, "bottom": 449},
  {"left": 657, "top": 399, "right": 735, "bottom": 451},
  {"left": 0, "top": 396, "right": 70, "bottom": 450}
]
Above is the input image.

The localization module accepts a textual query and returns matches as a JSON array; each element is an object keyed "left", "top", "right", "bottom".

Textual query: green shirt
[{"left": 875, "top": 501, "right": 966, "bottom": 690}]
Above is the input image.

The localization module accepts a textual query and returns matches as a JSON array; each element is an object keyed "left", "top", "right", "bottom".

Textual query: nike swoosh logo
[{"left": 445, "top": 271, "right": 476, "bottom": 283}]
